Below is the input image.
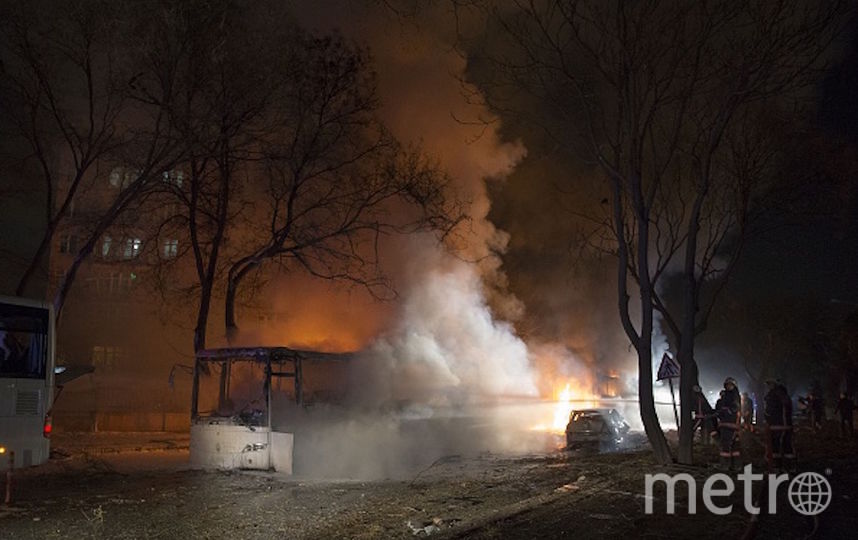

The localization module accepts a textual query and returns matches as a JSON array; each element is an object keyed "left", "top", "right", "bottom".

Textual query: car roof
[{"left": 572, "top": 408, "right": 616, "bottom": 415}]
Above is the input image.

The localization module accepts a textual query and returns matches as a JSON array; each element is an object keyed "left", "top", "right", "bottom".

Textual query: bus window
[{"left": 0, "top": 302, "right": 48, "bottom": 379}]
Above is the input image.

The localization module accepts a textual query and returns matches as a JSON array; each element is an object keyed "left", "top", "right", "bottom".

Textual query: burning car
[{"left": 564, "top": 408, "right": 630, "bottom": 451}]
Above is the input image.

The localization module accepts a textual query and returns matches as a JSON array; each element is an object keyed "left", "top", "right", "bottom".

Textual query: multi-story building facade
[{"left": 48, "top": 166, "right": 193, "bottom": 431}]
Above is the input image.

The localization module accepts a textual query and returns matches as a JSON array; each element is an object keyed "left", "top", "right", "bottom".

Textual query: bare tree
[
  {"left": 125, "top": 0, "right": 288, "bottom": 352},
  {"left": 0, "top": 0, "right": 127, "bottom": 298},
  {"left": 222, "top": 34, "right": 463, "bottom": 341},
  {"left": 0, "top": 0, "right": 186, "bottom": 319},
  {"left": 463, "top": 0, "right": 845, "bottom": 464}
]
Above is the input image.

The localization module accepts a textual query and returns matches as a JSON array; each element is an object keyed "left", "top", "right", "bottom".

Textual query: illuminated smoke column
[{"left": 355, "top": 240, "right": 537, "bottom": 406}]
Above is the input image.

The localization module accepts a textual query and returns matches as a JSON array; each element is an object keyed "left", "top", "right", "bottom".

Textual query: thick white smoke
[{"left": 353, "top": 238, "right": 537, "bottom": 407}]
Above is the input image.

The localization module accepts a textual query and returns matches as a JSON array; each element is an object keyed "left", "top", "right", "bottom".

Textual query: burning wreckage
[
  {"left": 189, "top": 346, "right": 351, "bottom": 474},
  {"left": 187, "top": 346, "right": 645, "bottom": 476}
]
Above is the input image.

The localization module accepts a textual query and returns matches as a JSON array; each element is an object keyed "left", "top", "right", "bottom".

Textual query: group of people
[
  {"left": 693, "top": 377, "right": 858, "bottom": 471},
  {"left": 797, "top": 389, "right": 857, "bottom": 437},
  {"left": 692, "top": 377, "right": 805, "bottom": 471}
]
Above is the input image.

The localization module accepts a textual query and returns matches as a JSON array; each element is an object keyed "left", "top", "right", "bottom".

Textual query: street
[{"left": 1, "top": 430, "right": 856, "bottom": 539}]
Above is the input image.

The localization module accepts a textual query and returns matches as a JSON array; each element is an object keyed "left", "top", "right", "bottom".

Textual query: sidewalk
[{"left": 50, "top": 431, "right": 190, "bottom": 457}]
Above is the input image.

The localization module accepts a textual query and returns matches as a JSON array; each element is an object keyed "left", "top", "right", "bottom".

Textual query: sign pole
[
  {"left": 668, "top": 377, "right": 680, "bottom": 430},
  {"left": 657, "top": 353, "right": 681, "bottom": 429}
]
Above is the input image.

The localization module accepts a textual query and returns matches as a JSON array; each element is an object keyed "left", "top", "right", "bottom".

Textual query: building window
[
  {"left": 162, "top": 169, "right": 184, "bottom": 188},
  {"left": 162, "top": 239, "right": 178, "bottom": 259},
  {"left": 101, "top": 236, "right": 112, "bottom": 259},
  {"left": 95, "top": 272, "right": 135, "bottom": 295},
  {"left": 122, "top": 238, "right": 142, "bottom": 259},
  {"left": 109, "top": 167, "right": 138, "bottom": 189},
  {"left": 109, "top": 168, "right": 122, "bottom": 187},
  {"left": 58, "top": 234, "right": 79, "bottom": 254},
  {"left": 91, "top": 345, "right": 123, "bottom": 369}
]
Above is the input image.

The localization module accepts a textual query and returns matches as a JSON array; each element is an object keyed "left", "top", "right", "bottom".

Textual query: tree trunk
[
  {"left": 634, "top": 177, "right": 672, "bottom": 465},
  {"left": 194, "top": 281, "right": 212, "bottom": 353},
  {"left": 677, "top": 336, "right": 697, "bottom": 464},
  {"left": 224, "top": 277, "right": 238, "bottom": 345},
  {"left": 638, "top": 288, "right": 673, "bottom": 465},
  {"left": 639, "top": 341, "right": 673, "bottom": 464},
  {"left": 608, "top": 170, "right": 671, "bottom": 464},
  {"left": 224, "top": 258, "right": 259, "bottom": 345}
]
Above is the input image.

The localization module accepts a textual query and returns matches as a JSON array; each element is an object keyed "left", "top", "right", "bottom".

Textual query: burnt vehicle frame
[
  {"left": 565, "top": 408, "right": 630, "bottom": 452},
  {"left": 189, "top": 346, "right": 349, "bottom": 472}
]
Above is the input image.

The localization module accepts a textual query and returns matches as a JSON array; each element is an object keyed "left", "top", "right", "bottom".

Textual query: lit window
[
  {"left": 109, "top": 168, "right": 122, "bottom": 187},
  {"left": 122, "top": 238, "right": 142, "bottom": 259},
  {"left": 111, "top": 167, "right": 139, "bottom": 189},
  {"left": 101, "top": 236, "right": 112, "bottom": 258},
  {"left": 163, "top": 239, "right": 178, "bottom": 258},
  {"left": 162, "top": 169, "right": 184, "bottom": 188}
]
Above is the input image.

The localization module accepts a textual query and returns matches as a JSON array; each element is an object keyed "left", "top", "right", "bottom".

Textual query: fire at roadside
[{"left": 183, "top": 341, "right": 658, "bottom": 480}]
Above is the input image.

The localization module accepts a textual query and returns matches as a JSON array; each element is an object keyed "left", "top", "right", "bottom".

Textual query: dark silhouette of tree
[
  {"left": 222, "top": 33, "right": 462, "bottom": 341},
  {"left": 460, "top": 0, "right": 845, "bottom": 464},
  {"left": 129, "top": 1, "right": 463, "bottom": 352},
  {"left": 0, "top": 0, "right": 185, "bottom": 319}
]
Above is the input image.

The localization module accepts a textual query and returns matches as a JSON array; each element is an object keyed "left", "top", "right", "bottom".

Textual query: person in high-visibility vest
[
  {"left": 764, "top": 379, "right": 795, "bottom": 472},
  {"left": 716, "top": 377, "right": 741, "bottom": 470}
]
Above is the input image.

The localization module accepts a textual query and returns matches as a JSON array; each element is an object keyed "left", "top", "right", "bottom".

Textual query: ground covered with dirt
[{"left": 1, "top": 429, "right": 856, "bottom": 539}]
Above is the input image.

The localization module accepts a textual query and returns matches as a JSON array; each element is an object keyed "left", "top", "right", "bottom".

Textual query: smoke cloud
[
  {"left": 224, "top": 3, "right": 631, "bottom": 479},
  {"left": 350, "top": 235, "right": 537, "bottom": 408}
]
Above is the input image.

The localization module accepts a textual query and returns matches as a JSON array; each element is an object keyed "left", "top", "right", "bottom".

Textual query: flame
[
  {"left": 532, "top": 380, "right": 600, "bottom": 434},
  {"left": 551, "top": 384, "right": 575, "bottom": 432}
]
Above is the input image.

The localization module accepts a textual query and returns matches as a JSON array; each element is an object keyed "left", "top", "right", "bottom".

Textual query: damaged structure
[{"left": 189, "top": 346, "right": 353, "bottom": 473}]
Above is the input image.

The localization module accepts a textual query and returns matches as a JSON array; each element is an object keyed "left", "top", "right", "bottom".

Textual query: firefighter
[
  {"left": 836, "top": 393, "right": 855, "bottom": 438},
  {"left": 764, "top": 379, "right": 795, "bottom": 472},
  {"left": 692, "top": 385, "right": 717, "bottom": 444},
  {"left": 716, "top": 377, "right": 741, "bottom": 470}
]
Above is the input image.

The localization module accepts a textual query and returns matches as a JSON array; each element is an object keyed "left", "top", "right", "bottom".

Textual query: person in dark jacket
[
  {"left": 741, "top": 392, "right": 755, "bottom": 432},
  {"left": 692, "top": 385, "right": 717, "bottom": 444},
  {"left": 717, "top": 377, "right": 741, "bottom": 470},
  {"left": 836, "top": 393, "right": 855, "bottom": 438},
  {"left": 764, "top": 379, "right": 795, "bottom": 472}
]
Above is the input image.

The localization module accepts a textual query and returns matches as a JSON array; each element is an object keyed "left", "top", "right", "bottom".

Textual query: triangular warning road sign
[{"left": 657, "top": 353, "right": 680, "bottom": 381}]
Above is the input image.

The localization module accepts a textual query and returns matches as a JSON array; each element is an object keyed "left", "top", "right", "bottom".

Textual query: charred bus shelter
[{"left": 189, "top": 346, "right": 351, "bottom": 473}]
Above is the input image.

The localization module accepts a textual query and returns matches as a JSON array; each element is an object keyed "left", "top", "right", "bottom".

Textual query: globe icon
[{"left": 788, "top": 472, "right": 832, "bottom": 516}]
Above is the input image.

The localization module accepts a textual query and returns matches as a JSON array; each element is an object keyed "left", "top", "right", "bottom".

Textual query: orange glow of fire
[{"left": 532, "top": 381, "right": 599, "bottom": 434}]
